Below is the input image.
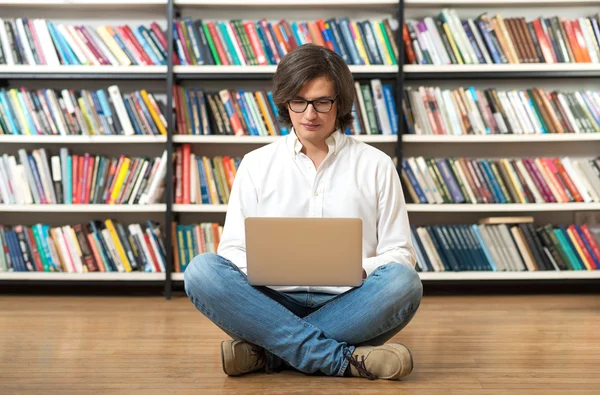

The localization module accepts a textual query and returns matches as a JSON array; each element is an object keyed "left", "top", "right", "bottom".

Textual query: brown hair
[{"left": 272, "top": 43, "right": 354, "bottom": 132}]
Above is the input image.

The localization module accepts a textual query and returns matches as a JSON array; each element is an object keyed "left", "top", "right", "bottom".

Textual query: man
[{"left": 184, "top": 43, "right": 423, "bottom": 380}]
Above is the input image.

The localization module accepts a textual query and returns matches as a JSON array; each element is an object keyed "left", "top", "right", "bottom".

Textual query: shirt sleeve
[
  {"left": 216, "top": 157, "right": 257, "bottom": 274},
  {"left": 363, "top": 156, "right": 416, "bottom": 276}
]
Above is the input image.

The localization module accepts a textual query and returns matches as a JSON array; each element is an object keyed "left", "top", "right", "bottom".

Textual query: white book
[
  {"left": 561, "top": 157, "right": 593, "bottom": 203},
  {"left": 0, "top": 19, "right": 14, "bottom": 65},
  {"left": 497, "top": 91, "right": 522, "bottom": 134},
  {"left": 421, "top": 23, "right": 442, "bottom": 65},
  {"left": 498, "top": 224, "right": 526, "bottom": 271},
  {"left": 433, "top": 88, "right": 452, "bottom": 135},
  {"left": 355, "top": 82, "right": 371, "bottom": 135},
  {"left": 31, "top": 150, "right": 52, "bottom": 204},
  {"left": 489, "top": 225, "right": 514, "bottom": 271},
  {"left": 579, "top": 160, "right": 600, "bottom": 200},
  {"left": 108, "top": 85, "right": 135, "bottom": 136},
  {"left": 407, "top": 157, "right": 434, "bottom": 203},
  {"left": 38, "top": 149, "right": 57, "bottom": 204},
  {"left": 417, "top": 227, "right": 444, "bottom": 272},
  {"left": 65, "top": 226, "right": 84, "bottom": 273},
  {"left": 146, "top": 227, "right": 165, "bottom": 272},
  {"left": 128, "top": 160, "right": 149, "bottom": 205},
  {"left": 225, "top": 22, "right": 247, "bottom": 66},
  {"left": 0, "top": 159, "right": 13, "bottom": 204},
  {"left": 572, "top": 160, "right": 599, "bottom": 202},
  {"left": 579, "top": 18, "right": 599, "bottom": 64},
  {"left": 33, "top": 19, "right": 60, "bottom": 66},
  {"left": 448, "top": 9, "right": 475, "bottom": 64},
  {"left": 452, "top": 160, "right": 477, "bottom": 204},
  {"left": 15, "top": 19, "right": 36, "bottom": 65},
  {"left": 415, "top": 156, "right": 444, "bottom": 204},
  {"left": 85, "top": 26, "right": 120, "bottom": 67},
  {"left": 507, "top": 91, "right": 533, "bottom": 134},
  {"left": 468, "top": 18, "right": 492, "bottom": 64},
  {"left": 55, "top": 227, "right": 76, "bottom": 273},
  {"left": 244, "top": 92, "right": 267, "bottom": 136},
  {"left": 510, "top": 226, "right": 536, "bottom": 271},
  {"left": 556, "top": 93, "right": 581, "bottom": 134},
  {"left": 478, "top": 225, "right": 504, "bottom": 271},
  {"left": 68, "top": 25, "right": 100, "bottom": 66},
  {"left": 140, "top": 150, "right": 167, "bottom": 205},
  {"left": 463, "top": 89, "right": 487, "bottom": 134},
  {"left": 424, "top": 17, "right": 450, "bottom": 65},
  {"left": 518, "top": 91, "right": 543, "bottom": 135},
  {"left": 18, "top": 149, "right": 41, "bottom": 204},
  {"left": 189, "top": 154, "right": 197, "bottom": 204},
  {"left": 574, "top": 92, "right": 600, "bottom": 133},
  {"left": 57, "top": 25, "right": 89, "bottom": 65},
  {"left": 408, "top": 89, "right": 428, "bottom": 135},
  {"left": 371, "top": 80, "right": 392, "bottom": 135},
  {"left": 6, "top": 155, "right": 22, "bottom": 204},
  {"left": 441, "top": 90, "right": 462, "bottom": 135}
]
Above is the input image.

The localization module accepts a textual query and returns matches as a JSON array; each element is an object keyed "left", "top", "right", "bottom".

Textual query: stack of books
[
  {"left": 400, "top": 156, "right": 600, "bottom": 204},
  {"left": 404, "top": 86, "right": 600, "bottom": 136},
  {"left": 174, "top": 145, "right": 241, "bottom": 205},
  {"left": 412, "top": 217, "right": 600, "bottom": 272},
  {"left": 0, "top": 86, "right": 167, "bottom": 136},
  {"left": 173, "top": 17, "right": 398, "bottom": 66},
  {"left": 0, "top": 148, "right": 168, "bottom": 205},
  {"left": 404, "top": 10, "right": 600, "bottom": 65},
  {"left": 173, "top": 222, "right": 222, "bottom": 272},
  {"left": 0, "top": 19, "right": 168, "bottom": 66},
  {"left": 0, "top": 220, "right": 166, "bottom": 273}
]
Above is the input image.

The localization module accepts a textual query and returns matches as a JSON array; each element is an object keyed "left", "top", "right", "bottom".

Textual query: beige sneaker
[
  {"left": 345, "top": 343, "right": 414, "bottom": 380},
  {"left": 221, "top": 340, "right": 266, "bottom": 376}
]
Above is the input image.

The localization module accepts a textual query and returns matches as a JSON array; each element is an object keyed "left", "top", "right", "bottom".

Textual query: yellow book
[
  {"left": 442, "top": 23, "right": 463, "bottom": 65},
  {"left": 186, "top": 227, "right": 194, "bottom": 265},
  {"left": 10, "top": 90, "right": 32, "bottom": 135},
  {"left": 140, "top": 90, "right": 167, "bottom": 135},
  {"left": 77, "top": 97, "right": 95, "bottom": 135},
  {"left": 105, "top": 219, "right": 132, "bottom": 272},
  {"left": 566, "top": 227, "right": 594, "bottom": 270},
  {"left": 351, "top": 22, "right": 370, "bottom": 65},
  {"left": 254, "top": 92, "right": 276, "bottom": 136},
  {"left": 202, "top": 156, "right": 219, "bottom": 204},
  {"left": 109, "top": 157, "right": 130, "bottom": 204},
  {"left": 229, "top": 158, "right": 237, "bottom": 178},
  {"left": 500, "top": 159, "right": 526, "bottom": 204},
  {"left": 373, "top": 21, "right": 393, "bottom": 65},
  {"left": 495, "top": 14, "right": 520, "bottom": 64},
  {"left": 97, "top": 26, "right": 132, "bottom": 66}
]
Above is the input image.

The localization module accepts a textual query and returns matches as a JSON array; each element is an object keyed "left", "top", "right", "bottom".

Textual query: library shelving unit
[
  {"left": 3, "top": 0, "right": 600, "bottom": 298},
  {"left": 0, "top": 1, "right": 170, "bottom": 289}
]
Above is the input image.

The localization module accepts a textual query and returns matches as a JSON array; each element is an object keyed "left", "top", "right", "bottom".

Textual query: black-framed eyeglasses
[{"left": 287, "top": 95, "right": 338, "bottom": 113}]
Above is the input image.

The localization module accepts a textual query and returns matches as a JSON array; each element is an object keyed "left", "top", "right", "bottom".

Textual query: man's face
[{"left": 287, "top": 76, "right": 338, "bottom": 145}]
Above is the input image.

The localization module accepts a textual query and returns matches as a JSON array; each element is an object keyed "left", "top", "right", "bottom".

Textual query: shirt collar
[{"left": 286, "top": 127, "right": 345, "bottom": 157}]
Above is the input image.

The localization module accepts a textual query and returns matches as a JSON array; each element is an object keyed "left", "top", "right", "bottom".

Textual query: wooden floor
[{"left": 1, "top": 293, "right": 599, "bottom": 395}]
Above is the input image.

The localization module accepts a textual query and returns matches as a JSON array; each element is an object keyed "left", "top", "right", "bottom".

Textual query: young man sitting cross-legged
[{"left": 184, "top": 43, "right": 423, "bottom": 380}]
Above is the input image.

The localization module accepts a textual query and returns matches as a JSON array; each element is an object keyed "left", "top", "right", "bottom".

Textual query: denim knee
[
  {"left": 378, "top": 262, "right": 423, "bottom": 311},
  {"left": 184, "top": 252, "right": 223, "bottom": 305}
]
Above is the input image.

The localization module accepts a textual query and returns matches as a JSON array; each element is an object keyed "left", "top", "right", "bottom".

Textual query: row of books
[
  {"left": 173, "top": 222, "right": 222, "bottom": 272},
  {"left": 174, "top": 17, "right": 398, "bottom": 66},
  {"left": 0, "top": 86, "right": 167, "bottom": 136},
  {"left": 401, "top": 156, "right": 600, "bottom": 205},
  {"left": 174, "top": 79, "right": 398, "bottom": 136},
  {"left": 174, "top": 146, "right": 241, "bottom": 205},
  {"left": 0, "top": 19, "right": 168, "bottom": 66},
  {"left": 404, "top": 87, "right": 600, "bottom": 136},
  {"left": 405, "top": 10, "right": 600, "bottom": 65},
  {"left": 0, "top": 220, "right": 166, "bottom": 273},
  {"left": 0, "top": 149, "right": 168, "bottom": 205},
  {"left": 412, "top": 218, "right": 600, "bottom": 272}
]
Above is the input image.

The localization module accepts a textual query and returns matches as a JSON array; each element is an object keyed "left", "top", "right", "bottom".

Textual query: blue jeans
[{"left": 184, "top": 253, "right": 423, "bottom": 377}]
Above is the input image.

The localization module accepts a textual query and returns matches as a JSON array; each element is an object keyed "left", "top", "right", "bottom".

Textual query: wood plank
[{"left": 0, "top": 294, "right": 598, "bottom": 394}]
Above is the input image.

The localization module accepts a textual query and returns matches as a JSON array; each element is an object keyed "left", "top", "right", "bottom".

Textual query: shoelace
[
  {"left": 345, "top": 351, "right": 377, "bottom": 380},
  {"left": 250, "top": 345, "right": 269, "bottom": 371}
]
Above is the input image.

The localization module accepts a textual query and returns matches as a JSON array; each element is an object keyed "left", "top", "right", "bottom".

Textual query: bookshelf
[{"left": 2, "top": 0, "right": 600, "bottom": 297}]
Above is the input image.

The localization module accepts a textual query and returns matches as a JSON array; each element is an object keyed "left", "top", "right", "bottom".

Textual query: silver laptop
[{"left": 245, "top": 217, "right": 363, "bottom": 287}]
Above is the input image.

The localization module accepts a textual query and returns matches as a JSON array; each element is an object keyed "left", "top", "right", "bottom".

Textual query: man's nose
[{"left": 305, "top": 104, "right": 318, "bottom": 119}]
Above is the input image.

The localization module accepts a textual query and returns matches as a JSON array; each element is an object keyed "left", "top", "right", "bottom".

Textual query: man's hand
[{"left": 362, "top": 268, "right": 367, "bottom": 279}]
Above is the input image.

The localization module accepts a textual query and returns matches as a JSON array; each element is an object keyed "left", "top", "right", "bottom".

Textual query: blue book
[
  {"left": 401, "top": 159, "right": 427, "bottom": 204},
  {"left": 476, "top": 20, "right": 502, "bottom": 64},
  {"left": 122, "top": 96, "right": 143, "bottom": 135},
  {"left": 266, "top": 22, "right": 286, "bottom": 60},
  {"left": 557, "top": 226, "right": 585, "bottom": 270},
  {"left": 236, "top": 91, "right": 258, "bottom": 136},
  {"left": 89, "top": 221, "right": 116, "bottom": 272},
  {"left": 65, "top": 154, "right": 72, "bottom": 204},
  {"left": 218, "top": 21, "right": 240, "bottom": 65},
  {"left": 338, "top": 18, "right": 362, "bottom": 65},
  {"left": 325, "top": 19, "right": 350, "bottom": 64},
  {"left": 575, "top": 225, "right": 600, "bottom": 269},
  {"left": 382, "top": 85, "right": 398, "bottom": 135},
  {"left": 183, "top": 17, "right": 203, "bottom": 65},
  {"left": 255, "top": 22, "right": 275, "bottom": 65},
  {"left": 7, "top": 231, "right": 25, "bottom": 272},
  {"left": 0, "top": 90, "right": 19, "bottom": 135},
  {"left": 133, "top": 26, "right": 160, "bottom": 65},
  {"left": 48, "top": 22, "right": 78, "bottom": 65},
  {"left": 436, "top": 159, "right": 465, "bottom": 203},
  {"left": 470, "top": 225, "right": 497, "bottom": 271},
  {"left": 266, "top": 91, "right": 288, "bottom": 135},
  {"left": 290, "top": 22, "right": 304, "bottom": 47},
  {"left": 196, "top": 157, "right": 210, "bottom": 204}
]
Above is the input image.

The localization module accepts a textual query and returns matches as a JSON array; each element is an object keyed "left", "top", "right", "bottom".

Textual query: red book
[
  {"left": 316, "top": 19, "right": 335, "bottom": 52},
  {"left": 78, "top": 26, "right": 110, "bottom": 65},
  {"left": 77, "top": 156, "right": 85, "bottom": 204},
  {"left": 26, "top": 227, "right": 44, "bottom": 272},
  {"left": 150, "top": 22, "right": 179, "bottom": 65},
  {"left": 580, "top": 224, "right": 600, "bottom": 267},
  {"left": 539, "top": 158, "right": 569, "bottom": 203},
  {"left": 553, "top": 158, "right": 583, "bottom": 202},
  {"left": 84, "top": 154, "right": 95, "bottom": 204},
  {"left": 568, "top": 225, "right": 595, "bottom": 270},
  {"left": 260, "top": 19, "right": 282, "bottom": 64},
  {"left": 280, "top": 20, "right": 298, "bottom": 50},
  {"left": 206, "top": 22, "right": 230, "bottom": 66},
  {"left": 28, "top": 20, "right": 46, "bottom": 65},
  {"left": 243, "top": 22, "right": 268, "bottom": 65},
  {"left": 308, "top": 22, "right": 325, "bottom": 47},
  {"left": 532, "top": 19, "right": 556, "bottom": 63},
  {"left": 272, "top": 23, "right": 290, "bottom": 56},
  {"left": 116, "top": 26, "right": 151, "bottom": 66},
  {"left": 176, "top": 21, "right": 193, "bottom": 65},
  {"left": 175, "top": 146, "right": 183, "bottom": 204},
  {"left": 403, "top": 23, "right": 416, "bottom": 64},
  {"left": 182, "top": 144, "right": 191, "bottom": 204},
  {"left": 143, "top": 232, "right": 161, "bottom": 272},
  {"left": 71, "top": 154, "right": 79, "bottom": 204}
]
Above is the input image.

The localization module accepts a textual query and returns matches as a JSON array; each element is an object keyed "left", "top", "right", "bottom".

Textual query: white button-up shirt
[{"left": 217, "top": 128, "right": 416, "bottom": 294}]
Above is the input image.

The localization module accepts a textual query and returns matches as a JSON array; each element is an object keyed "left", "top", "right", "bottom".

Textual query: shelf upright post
[
  {"left": 165, "top": 0, "right": 177, "bottom": 300},
  {"left": 395, "top": 0, "right": 405, "bottom": 174}
]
